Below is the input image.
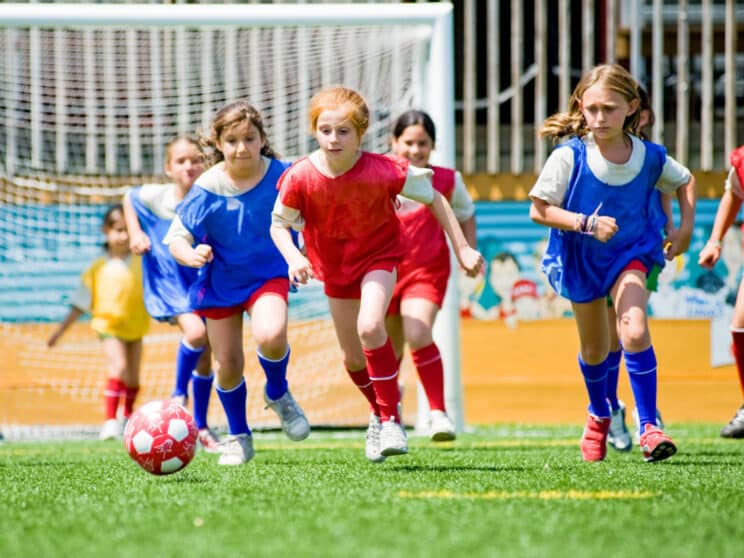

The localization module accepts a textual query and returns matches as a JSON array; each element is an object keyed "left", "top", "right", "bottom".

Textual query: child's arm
[
  {"left": 460, "top": 214, "right": 477, "bottom": 248},
  {"left": 661, "top": 192, "right": 674, "bottom": 235},
  {"left": 163, "top": 216, "right": 212, "bottom": 268},
  {"left": 122, "top": 192, "right": 151, "bottom": 255},
  {"left": 47, "top": 306, "right": 84, "bottom": 347},
  {"left": 529, "top": 198, "right": 618, "bottom": 242},
  {"left": 664, "top": 174, "right": 696, "bottom": 259},
  {"left": 699, "top": 179, "right": 740, "bottom": 269},
  {"left": 427, "top": 191, "right": 483, "bottom": 276},
  {"left": 168, "top": 237, "right": 213, "bottom": 268},
  {"left": 270, "top": 224, "right": 314, "bottom": 285}
]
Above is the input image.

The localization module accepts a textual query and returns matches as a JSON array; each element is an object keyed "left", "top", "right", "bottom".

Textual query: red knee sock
[
  {"left": 731, "top": 329, "right": 744, "bottom": 398},
  {"left": 123, "top": 384, "right": 140, "bottom": 419},
  {"left": 364, "top": 338, "right": 400, "bottom": 422},
  {"left": 104, "top": 378, "right": 124, "bottom": 420},
  {"left": 412, "top": 343, "right": 446, "bottom": 412},
  {"left": 345, "top": 366, "right": 380, "bottom": 416}
]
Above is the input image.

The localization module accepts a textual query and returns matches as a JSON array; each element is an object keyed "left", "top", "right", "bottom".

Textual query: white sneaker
[
  {"left": 218, "top": 433, "right": 254, "bottom": 466},
  {"left": 607, "top": 400, "right": 632, "bottom": 452},
  {"left": 99, "top": 418, "right": 120, "bottom": 441},
  {"left": 365, "top": 413, "right": 385, "bottom": 463},
  {"left": 379, "top": 417, "right": 408, "bottom": 456},
  {"left": 171, "top": 394, "right": 188, "bottom": 408},
  {"left": 197, "top": 428, "right": 222, "bottom": 454},
  {"left": 264, "top": 389, "right": 310, "bottom": 441},
  {"left": 429, "top": 410, "right": 456, "bottom": 442},
  {"left": 632, "top": 407, "right": 665, "bottom": 445}
]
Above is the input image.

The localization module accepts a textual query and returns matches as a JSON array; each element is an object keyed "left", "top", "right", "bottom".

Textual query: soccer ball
[{"left": 123, "top": 400, "right": 198, "bottom": 475}]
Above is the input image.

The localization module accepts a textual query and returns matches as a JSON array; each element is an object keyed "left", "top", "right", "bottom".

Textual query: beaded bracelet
[
  {"left": 584, "top": 215, "right": 598, "bottom": 235},
  {"left": 574, "top": 212, "right": 586, "bottom": 232}
]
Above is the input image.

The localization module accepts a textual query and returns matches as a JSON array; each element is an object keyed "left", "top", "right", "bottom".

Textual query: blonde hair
[
  {"left": 308, "top": 86, "right": 370, "bottom": 136},
  {"left": 164, "top": 135, "right": 204, "bottom": 164},
  {"left": 539, "top": 64, "right": 641, "bottom": 143},
  {"left": 200, "top": 100, "right": 277, "bottom": 165}
]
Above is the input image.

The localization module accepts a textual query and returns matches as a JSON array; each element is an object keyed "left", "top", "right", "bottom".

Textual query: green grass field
[{"left": 1, "top": 424, "right": 743, "bottom": 558}]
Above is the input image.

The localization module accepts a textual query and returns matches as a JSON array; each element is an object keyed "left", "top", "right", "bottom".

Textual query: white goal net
[{"left": 0, "top": 3, "right": 460, "bottom": 439}]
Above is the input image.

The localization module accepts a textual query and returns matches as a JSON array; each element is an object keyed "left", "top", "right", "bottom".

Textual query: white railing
[{"left": 0, "top": 0, "right": 741, "bottom": 175}]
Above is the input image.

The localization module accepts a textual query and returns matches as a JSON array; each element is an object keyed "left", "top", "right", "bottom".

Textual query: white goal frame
[{"left": 0, "top": 2, "right": 463, "bottom": 434}]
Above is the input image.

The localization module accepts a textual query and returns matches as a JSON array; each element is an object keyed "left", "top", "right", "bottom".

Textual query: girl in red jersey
[
  {"left": 699, "top": 143, "right": 744, "bottom": 439},
  {"left": 386, "top": 110, "right": 477, "bottom": 442},
  {"left": 271, "top": 87, "right": 483, "bottom": 462}
]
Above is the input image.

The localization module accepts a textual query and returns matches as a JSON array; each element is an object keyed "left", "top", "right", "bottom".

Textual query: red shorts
[
  {"left": 623, "top": 260, "right": 648, "bottom": 274},
  {"left": 195, "top": 278, "right": 290, "bottom": 320},
  {"left": 387, "top": 267, "right": 448, "bottom": 315},
  {"left": 323, "top": 260, "right": 397, "bottom": 299}
]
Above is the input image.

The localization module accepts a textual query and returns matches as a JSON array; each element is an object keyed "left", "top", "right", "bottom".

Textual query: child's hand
[
  {"left": 459, "top": 246, "right": 484, "bottom": 278},
  {"left": 664, "top": 226, "right": 693, "bottom": 260},
  {"left": 186, "top": 244, "right": 213, "bottom": 268},
  {"left": 697, "top": 239, "right": 722, "bottom": 269},
  {"left": 288, "top": 256, "right": 314, "bottom": 285},
  {"left": 129, "top": 230, "right": 151, "bottom": 255},
  {"left": 592, "top": 216, "right": 618, "bottom": 243}
]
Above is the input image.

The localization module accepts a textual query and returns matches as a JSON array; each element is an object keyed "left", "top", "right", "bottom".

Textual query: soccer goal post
[{"left": 0, "top": 2, "right": 463, "bottom": 438}]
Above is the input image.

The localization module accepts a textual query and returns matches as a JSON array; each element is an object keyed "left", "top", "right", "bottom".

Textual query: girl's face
[
  {"left": 314, "top": 107, "right": 362, "bottom": 162},
  {"left": 217, "top": 120, "right": 266, "bottom": 174},
  {"left": 165, "top": 140, "right": 205, "bottom": 190},
  {"left": 579, "top": 84, "right": 639, "bottom": 142},
  {"left": 104, "top": 213, "right": 130, "bottom": 254},
  {"left": 391, "top": 124, "right": 434, "bottom": 168}
]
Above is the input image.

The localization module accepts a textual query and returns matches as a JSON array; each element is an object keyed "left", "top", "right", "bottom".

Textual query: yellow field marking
[
  {"left": 472, "top": 439, "right": 577, "bottom": 448},
  {"left": 398, "top": 489, "right": 660, "bottom": 500}
]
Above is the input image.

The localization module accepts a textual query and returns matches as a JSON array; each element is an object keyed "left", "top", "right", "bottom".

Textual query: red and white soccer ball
[{"left": 123, "top": 400, "right": 198, "bottom": 475}]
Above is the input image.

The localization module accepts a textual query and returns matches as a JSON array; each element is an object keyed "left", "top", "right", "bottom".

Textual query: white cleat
[
  {"left": 379, "top": 417, "right": 408, "bottom": 457},
  {"left": 99, "top": 418, "right": 120, "bottom": 441},
  {"left": 264, "top": 389, "right": 311, "bottom": 441},
  {"left": 365, "top": 413, "right": 386, "bottom": 463},
  {"left": 429, "top": 410, "right": 456, "bottom": 442},
  {"left": 218, "top": 433, "right": 254, "bottom": 466}
]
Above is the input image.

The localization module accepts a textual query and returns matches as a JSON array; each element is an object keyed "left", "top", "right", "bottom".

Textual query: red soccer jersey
[
  {"left": 731, "top": 144, "right": 744, "bottom": 190},
  {"left": 395, "top": 165, "right": 456, "bottom": 281},
  {"left": 277, "top": 152, "right": 409, "bottom": 286}
]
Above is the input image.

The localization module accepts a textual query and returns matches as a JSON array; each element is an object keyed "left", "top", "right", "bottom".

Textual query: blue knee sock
[
  {"left": 578, "top": 355, "right": 610, "bottom": 417},
  {"left": 605, "top": 350, "right": 623, "bottom": 411},
  {"left": 191, "top": 371, "right": 214, "bottom": 430},
  {"left": 258, "top": 346, "right": 290, "bottom": 401},
  {"left": 624, "top": 346, "right": 657, "bottom": 431},
  {"left": 172, "top": 340, "right": 205, "bottom": 398},
  {"left": 216, "top": 378, "right": 250, "bottom": 436}
]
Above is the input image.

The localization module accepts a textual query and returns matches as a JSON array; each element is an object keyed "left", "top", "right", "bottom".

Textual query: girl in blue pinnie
[{"left": 529, "top": 64, "right": 695, "bottom": 463}]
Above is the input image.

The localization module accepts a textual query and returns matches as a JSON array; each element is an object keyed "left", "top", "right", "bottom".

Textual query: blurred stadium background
[{"left": 1, "top": 0, "right": 742, "bottom": 437}]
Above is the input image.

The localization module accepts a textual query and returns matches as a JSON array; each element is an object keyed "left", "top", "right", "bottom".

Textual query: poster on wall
[{"left": 462, "top": 201, "right": 740, "bottom": 367}]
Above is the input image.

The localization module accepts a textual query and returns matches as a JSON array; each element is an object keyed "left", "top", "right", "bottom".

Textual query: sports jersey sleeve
[
  {"left": 273, "top": 168, "right": 306, "bottom": 231},
  {"left": 271, "top": 198, "right": 305, "bottom": 231},
  {"left": 162, "top": 215, "right": 194, "bottom": 245},
  {"left": 724, "top": 167, "right": 744, "bottom": 200},
  {"left": 400, "top": 164, "right": 435, "bottom": 204},
  {"left": 69, "top": 264, "right": 94, "bottom": 313},
  {"left": 655, "top": 155, "right": 692, "bottom": 194},
  {"left": 450, "top": 171, "right": 475, "bottom": 221},
  {"left": 529, "top": 146, "right": 574, "bottom": 205},
  {"left": 164, "top": 187, "right": 211, "bottom": 246}
]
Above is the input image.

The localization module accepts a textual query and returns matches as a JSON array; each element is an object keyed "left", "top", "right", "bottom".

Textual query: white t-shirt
[
  {"left": 724, "top": 167, "right": 744, "bottom": 200},
  {"left": 529, "top": 133, "right": 691, "bottom": 206}
]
